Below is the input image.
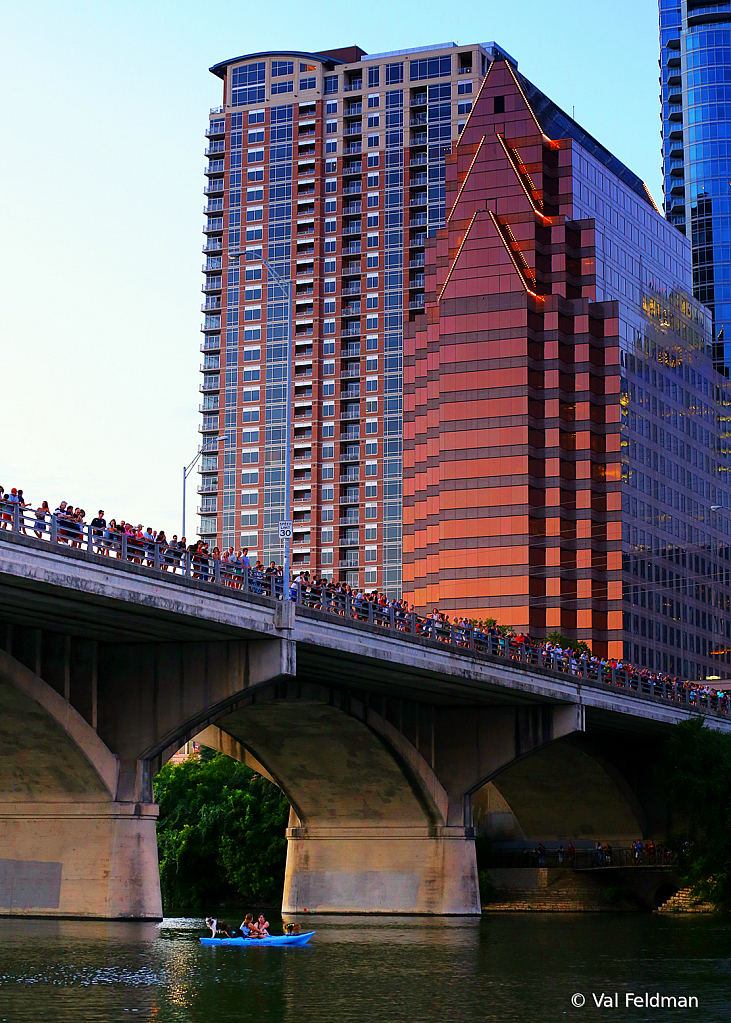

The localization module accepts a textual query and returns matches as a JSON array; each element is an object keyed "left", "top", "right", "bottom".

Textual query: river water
[{"left": 0, "top": 913, "right": 728, "bottom": 1021}]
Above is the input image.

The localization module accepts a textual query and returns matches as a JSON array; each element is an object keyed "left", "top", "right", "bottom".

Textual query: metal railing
[
  {"left": 486, "top": 847, "right": 676, "bottom": 870},
  {"left": 2, "top": 506, "right": 729, "bottom": 718},
  {"left": 0, "top": 505, "right": 283, "bottom": 598},
  {"left": 291, "top": 582, "right": 730, "bottom": 718}
]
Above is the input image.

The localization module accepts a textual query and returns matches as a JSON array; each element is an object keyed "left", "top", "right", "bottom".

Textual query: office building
[
  {"left": 198, "top": 40, "right": 512, "bottom": 594},
  {"left": 402, "top": 55, "right": 731, "bottom": 679},
  {"left": 659, "top": 0, "right": 731, "bottom": 373}
]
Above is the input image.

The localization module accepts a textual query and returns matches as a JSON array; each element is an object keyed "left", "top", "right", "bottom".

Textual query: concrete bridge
[{"left": 0, "top": 530, "right": 725, "bottom": 919}]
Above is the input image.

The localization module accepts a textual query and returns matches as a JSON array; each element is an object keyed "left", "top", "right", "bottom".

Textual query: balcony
[
  {"left": 341, "top": 405, "right": 360, "bottom": 420},
  {"left": 458, "top": 65, "right": 472, "bottom": 74},
  {"left": 409, "top": 255, "right": 425, "bottom": 268},
  {"left": 342, "top": 325, "right": 361, "bottom": 337},
  {"left": 344, "top": 79, "right": 363, "bottom": 92},
  {"left": 344, "top": 124, "right": 363, "bottom": 137},
  {"left": 202, "top": 278, "right": 222, "bottom": 292},
  {"left": 296, "top": 263, "right": 314, "bottom": 275},
  {"left": 199, "top": 398, "right": 219, "bottom": 412},
  {"left": 343, "top": 223, "right": 362, "bottom": 236},
  {"left": 204, "top": 142, "right": 226, "bottom": 156},
  {"left": 339, "top": 557, "right": 359, "bottom": 567},
  {"left": 410, "top": 132, "right": 427, "bottom": 145},
  {"left": 342, "top": 283, "right": 361, "bottom": 295},
  {"left": 341, "top": 343, "right": 361, "bottom": 357},
  {"left": 342, "top": 262, "right": 361, "bottom": 275},
  {"left": 204, "top": 199, "right": 224, "bottom": 214},
  {"left": 203, "top": 181, "right": 225, "bottom": 195},
  {"left": 410, "top": 114, "right": 427, "bottom": 126},
  {"left": 197, "top": 479, "right": 218, "bottom": 494},
  {"left": 340, "top": 516, "right": 359, "bottom": 525},
  {"left": 343, "top": 144, "right": 362, "bottom": 156},
  {"left": 340, "top": 495, "right": 360, "bottom": 507},
  {"left": 341, "top": 426, "right": 360, "bottom": 439},
  {"left": 200, "top": 336, "right": 221, "bottom": 352},
  {"left": 410, "top": 233, "right": 427, "bottom": 246},
  {"left": 201, "top": 298, "right": 222, "bottom": 311},
  {"left": 199, "top": 377, "right": 220, "bottom": 392},
  {"left": 343, "top": 201, "right": 362, "bottom": 214},
  {"left": 293, "top": 492, "right": 312, "bottom": 503},
  {"left": 200, "top": 357, "right": 220, "bottom": 371},
  {"left": 203, "top": 256, "right": 223, "bottom": 271},
  {"left": 345, "top": 103, "right": 362, "bottom": 115},
  {"left": 410, "top": 275, "right": 425, "bottom": 289},
  {"left": 201, "top": 316, "right": 221, "bottom": 331},
  {"left": 342, "top": 243, "right": 362, "bottom": 256},
  {"left": 410, "top": 172, "right": 427, "bottom": 185},
  {"left": 202, "top": 238, "right": 223, "bottom": 254},
  {"left": 204, "top": 161, "right": 225, "bottom": 176},
  {"left": 343, "top": 185, "right": 362, "bottom": 197},
  {"left": 409, "top": 214, "right": 428, "bottom": 228},
  {"left": 411, "top": 93, "right": 427, "bottom": 106},
  {"left": 409, "top": 155, "right": 427, "bottom": 167},
  {"left": 409, "top": 296, "right": 426, "bottom": 309}
]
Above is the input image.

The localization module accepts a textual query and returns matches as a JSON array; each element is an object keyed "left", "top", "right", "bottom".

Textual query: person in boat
[
  {"left": 240, "top": 912, "right": 260, "bottom": 938},
  {"left": 257, "top": 913, "right": 270, "bottom": 936}
]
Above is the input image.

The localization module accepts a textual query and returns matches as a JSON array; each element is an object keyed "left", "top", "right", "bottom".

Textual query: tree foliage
[
  {"left": 545, "top": 630, "right": 592, "bottom": 656},
  {"left": 153, "top": 751, "right": 290, "bottom": 911},
  {"left": 663, "top": 717, "right": 731, "bottom": 910}
]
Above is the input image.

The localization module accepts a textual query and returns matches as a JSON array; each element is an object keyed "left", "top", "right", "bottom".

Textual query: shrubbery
[{"left": 153, "top": 751, "right": 290, "bottom": 911}]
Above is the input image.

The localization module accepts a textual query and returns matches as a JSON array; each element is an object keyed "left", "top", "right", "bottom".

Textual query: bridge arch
[
  {"left": 179, "top": 682, "right": 475, "bottom": 914},
  {"left": 0, "top": 648, "right": 160, "bottom": 918},
  {"left": 472, "top": 736, "right": 646, "bottom": 843},
  {"left": 0, "top": 648, "right": 118, "bottom": 801}
]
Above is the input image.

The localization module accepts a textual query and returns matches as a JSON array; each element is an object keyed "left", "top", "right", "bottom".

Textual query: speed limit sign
[{"left": 278, "top": 520, "right": 293, "bottom": 539}]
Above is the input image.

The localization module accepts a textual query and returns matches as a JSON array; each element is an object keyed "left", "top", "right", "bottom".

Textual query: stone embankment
[{"left": 482, "top": 868, "right": 637, "bottom": 912}]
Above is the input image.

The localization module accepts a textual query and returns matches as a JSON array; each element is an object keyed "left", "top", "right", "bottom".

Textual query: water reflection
[{"left": 0, "top": 914, "right": 728, "bottom": 1022}]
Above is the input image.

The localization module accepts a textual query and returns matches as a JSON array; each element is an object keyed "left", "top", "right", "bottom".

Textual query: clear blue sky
[{"left": 0, "top": 0, "right": 662, "bottom": 535}]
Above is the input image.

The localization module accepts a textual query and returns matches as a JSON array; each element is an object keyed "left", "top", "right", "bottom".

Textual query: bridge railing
[
  {"left": 0, "top": 505, "right": 284, "bottom": 599},
  {"left": 486, "top": 847, "right": 676, "bottom": 869},
  {"left": 2, "top": 504, "right": 728, "bottom": 718},
  {"left": 292, "top": 581, "right": 731, "bottom": 718}
]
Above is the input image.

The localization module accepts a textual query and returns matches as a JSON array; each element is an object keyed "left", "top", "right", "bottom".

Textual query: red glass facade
[{"left": 403, "top": 60, "right": 626, "bottom": 655}]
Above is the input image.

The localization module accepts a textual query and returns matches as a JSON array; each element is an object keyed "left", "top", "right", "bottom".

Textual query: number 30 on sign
[{"left": 278, "top": 520, "right": 293, "bottom": 539}]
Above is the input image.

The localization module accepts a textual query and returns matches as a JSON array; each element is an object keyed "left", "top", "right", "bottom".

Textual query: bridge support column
[
  {"left": 0, "top": 802, "right": 161, "bottom": 919},
  {"left": 283, "top": 825, "right": 480, "bottom": 915}
]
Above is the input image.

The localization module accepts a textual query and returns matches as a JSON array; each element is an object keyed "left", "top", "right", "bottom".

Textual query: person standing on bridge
[{"left": 91, "top": 511, "right": 106, "bottom": 554}]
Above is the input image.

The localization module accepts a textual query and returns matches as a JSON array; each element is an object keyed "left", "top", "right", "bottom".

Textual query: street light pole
[
  {"left": 262, "top": 256, "right": 293, "bottom": 589},
  {"left": 182, "top": 436, "right": 223, "bottom": 541}
]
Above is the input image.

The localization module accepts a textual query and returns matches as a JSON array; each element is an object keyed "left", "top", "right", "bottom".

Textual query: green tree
[
  {"left": 153, "top": 751, "right": 290, "bottom": 911},
  {"left": 663, "top": 717, "right": 731, "bottom": 910},
  {"left": 545, "top": 630, "right": 591, "bottom": 656}
]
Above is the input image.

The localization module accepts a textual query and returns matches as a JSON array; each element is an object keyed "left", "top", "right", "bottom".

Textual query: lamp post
[
  {"left": 262, "top": 256, "right": 293, "bottom": 589},
  {"left": 183, "top": 436, "right": 223, "bottom": 541}
]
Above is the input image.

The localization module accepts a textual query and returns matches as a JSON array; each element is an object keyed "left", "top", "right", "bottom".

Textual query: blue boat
[{"left": 200, "top": 931, "right": 314, "bottom": 947}]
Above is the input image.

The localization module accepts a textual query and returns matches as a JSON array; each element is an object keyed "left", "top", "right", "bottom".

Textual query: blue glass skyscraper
[{"left": 660, "top": 0, "right": 731, "bottom": 373}]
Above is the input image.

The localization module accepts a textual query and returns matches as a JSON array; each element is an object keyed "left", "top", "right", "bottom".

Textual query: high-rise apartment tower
[
  {"left": 198, "top": 41, "right": 512, "bottom": 594},
  {"left": 659, "top": 0, "right": 731, "bottom": 374}
]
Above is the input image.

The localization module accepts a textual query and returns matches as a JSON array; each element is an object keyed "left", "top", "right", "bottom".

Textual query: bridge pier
[
  {"left": 283, "top": 824, "right": 479, "bottom": 915},
  {"left": 0, "top": 802, "right": 161, "bottom": 918}
]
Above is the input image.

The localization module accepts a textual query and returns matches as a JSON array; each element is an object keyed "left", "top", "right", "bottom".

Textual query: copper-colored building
[{"left": 404, "top": 57, "right": 727, "bottom": 675}]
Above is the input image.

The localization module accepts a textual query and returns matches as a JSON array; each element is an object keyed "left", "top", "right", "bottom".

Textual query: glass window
[
  {"left": 271, "top": 80, "right": 293, "bottom": 94},
  {"left": 300, "top": 77, "right": 316, "bottom": 91},
  {"left": 368, "top": 67, "right": 380, "bottom": 88},
  {"left": 368, "top": 93, "right": 380, "bottom": 108},
  {"left": 272, "top": 60, "right": 294, "bottom": 77},
  {"left": 326, "top": 100, "right": 338, "bottom": 114},
  {"left": 248, "top": 109, "right": 265, "bottom": 124},
  {"left": 324, "top": 74, "right": 338, "bottom": 94},
  {"left": 410, "top": 55, "right": 451, "bottom": 80},
  {"left": 385, "top": 63, "right": 403, "bottom": 85}
]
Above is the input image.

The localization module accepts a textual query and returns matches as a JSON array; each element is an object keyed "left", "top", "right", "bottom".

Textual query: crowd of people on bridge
[{"left": 2, "top": 484, "right": 728, "bottom": 709}]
